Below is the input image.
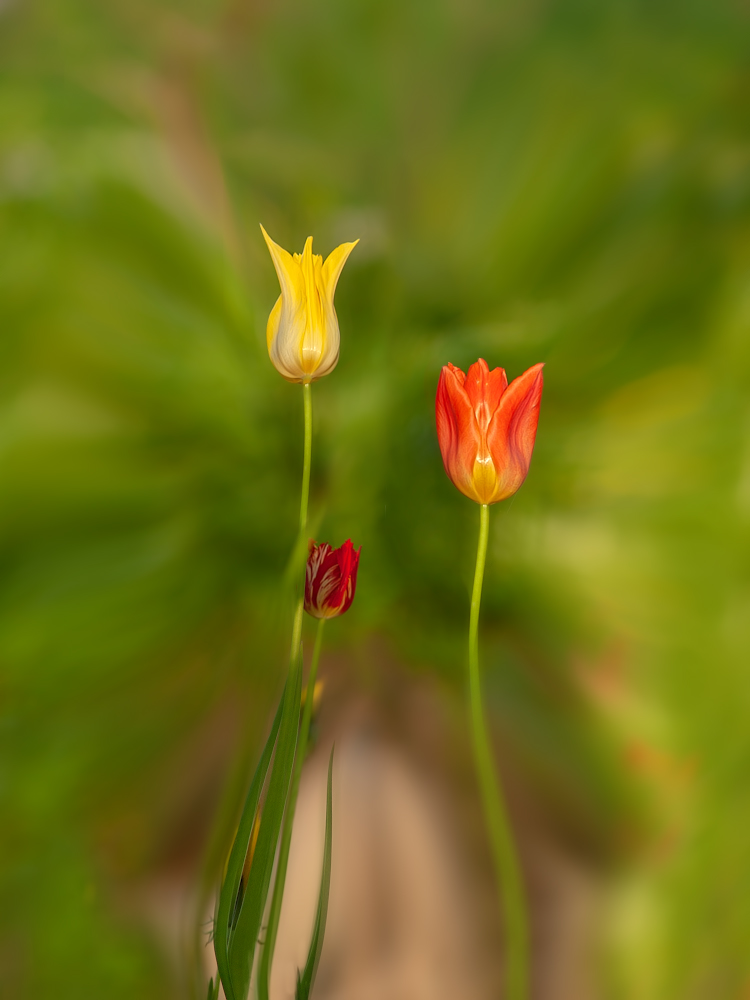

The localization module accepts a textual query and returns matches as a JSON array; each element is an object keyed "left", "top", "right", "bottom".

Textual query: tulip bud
[
  {"left": 436, "top": 358, "right": 544, "bottom": 505},
  {"left": 304, "top": 539, "right": 361, "bottom": 619},
  {"left": 261, "top": 226, "right": 358, "bottom": 383}
]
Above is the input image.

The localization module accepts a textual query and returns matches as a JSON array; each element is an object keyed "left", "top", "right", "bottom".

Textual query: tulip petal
[
  {"left": 261, "top": 226, "right": 311, "bottom": 381},
  {"left": 298, "top": 237, "right": 326, "bottom": 374},
  {"left": 312, "top": 241, "right": 356, "bottom": 380},
  {"left": 464, "top": 358, "right": 508, "bottom": 431},
  {"left": 322, "top": 240, "right": 359, "bottom": 300},
  {"left": 487, "top": 362, "right": 544, "bottom": 501},
  {"left": 436, "top": 365, "right": 484, "bottom": 502},
  {"left": 331, "top": 540, "right": 360, "bottom": 616},
  {"left": 260, "top": 225, "right": 304, "bottom": 302},
  {"left": 266, "top": 295, "right": 282, "bottom": 351}
]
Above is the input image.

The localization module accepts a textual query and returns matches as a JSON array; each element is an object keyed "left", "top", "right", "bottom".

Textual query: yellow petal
[
  {"left": 260, "top": 225, "right": 304, "bottom": 303},
  {"left": 322, "top": 240, "right": 359, "bottom": 302},
  {"left": 300, "top": 236, "right": 325, "bottom": 358},
  {"left": 266, "top": 295, "right": 282, "bottom": 350}
]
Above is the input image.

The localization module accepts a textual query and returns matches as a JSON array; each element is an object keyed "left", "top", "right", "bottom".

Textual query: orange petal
[
  {"left": 464, "top": 358, "right": 508, "bottom": 430},
  {"left": 436, "top": 364, "right": 482, "bottom": 502},
  {"left": 487, "top": 362, "right": 544, "bottom": 501}
]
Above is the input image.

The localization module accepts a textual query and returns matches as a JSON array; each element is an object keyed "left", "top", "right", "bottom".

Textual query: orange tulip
[{"left": 436, "top": 358, "right": 544, "bottom": 505}]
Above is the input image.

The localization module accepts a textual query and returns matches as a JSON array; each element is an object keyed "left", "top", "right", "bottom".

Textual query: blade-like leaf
[
  {"left": 228, "top": 647, "right": 303, "bottom": 999},
  {"left": 296, "top": 746, "right": 335, "bottom": 1000},
  {"left": 206, "top": 975, "right": 220, "bottom": 1000},
  {"left": 213, "top": 698, "right": 283, "bottom": 1000}
]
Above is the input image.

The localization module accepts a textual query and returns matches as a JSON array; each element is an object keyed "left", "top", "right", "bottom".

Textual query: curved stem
[
  {"left": 468, "top": 503, "right": 529, "bottom": 1000},
  {"left": 258, "top": 618, "right": 326, "bottom": 998}
]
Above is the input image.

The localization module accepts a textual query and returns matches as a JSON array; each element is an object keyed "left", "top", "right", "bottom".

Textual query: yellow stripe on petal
[{"left": 300, "top": 237, "right": 326, "bottom": 374}]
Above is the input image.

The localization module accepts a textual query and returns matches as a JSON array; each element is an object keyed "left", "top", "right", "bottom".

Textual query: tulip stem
[
  {"left": 256, "top": 381, "right": 317, "bottom": 1000},
  {"left": 300, "top": 381, "right": 313, "bottom": 532},
  {"left": 469, "top": 503, "right": 529, "bottom": 1000},
  {"left": 258, "top": 617, "right": 326, "bottom": 1000}
]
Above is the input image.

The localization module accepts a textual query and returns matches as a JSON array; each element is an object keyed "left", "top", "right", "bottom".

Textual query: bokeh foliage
[{"left": 2, "top": 0, "right": 750, "bottom": 997}]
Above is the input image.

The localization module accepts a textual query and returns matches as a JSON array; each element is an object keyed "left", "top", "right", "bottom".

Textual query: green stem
[
  {"left": 289, "top": 380, "right": 313, "bottom": 702},
  {"left": 281, "top": 380, "right": 314, "bottom": 766},
  {"left": 257, "top": 385, "right": 316, "bottom": 1000},
  {"left": 299, "top": 381, "right": 313, "bottom": 533},
  {"left": 468, "top": 503, "right": 529, "bottom": 1000},
  {"left": 258, "top": 617, "right": 326, "bottom": 998}
]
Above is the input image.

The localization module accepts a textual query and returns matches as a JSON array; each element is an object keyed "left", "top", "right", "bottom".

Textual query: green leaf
[
  {"left": 296, "top": 746, "right": 335, "bottom": 1000},
  {"left": 206, "top": 975, "right": 220, "bottom": 1000},
  {"left": 228, "top": 647, "right": 303, "bottom": 1000},
  {"left": 213, "top": 698, "right": 283, "bottom": 1000}
]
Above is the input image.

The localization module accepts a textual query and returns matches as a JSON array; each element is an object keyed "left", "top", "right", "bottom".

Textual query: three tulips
[{"left": 252, "top": 227, "right": 543, "bottom": 1000}]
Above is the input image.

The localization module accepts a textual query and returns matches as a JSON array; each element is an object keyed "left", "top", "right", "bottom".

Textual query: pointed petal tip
[
  {"left": 466, "top": 358, "right": 490, "bottom": 379},
  {"left": 260, "top": 224, "right": 288, "bottom": 260},
  {"left": 333, "top": 237, "right": 360, "bottom": 253},
  {"left": 527, "top": 361, "right": 545, "bottom": 384},
  {"left": 321, "top": 238, "right": 359, "bottom": 291},
  {"left": 441, "top": 362, "right": 467, "bottom": 387}
]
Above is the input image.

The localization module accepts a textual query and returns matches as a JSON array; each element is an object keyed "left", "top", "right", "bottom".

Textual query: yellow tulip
[{"left": 261, "top": 226, "right": 359, "bottom": 383}]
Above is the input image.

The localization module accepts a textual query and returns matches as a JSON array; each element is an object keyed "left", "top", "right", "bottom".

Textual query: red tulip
[
  {"left": 436, "top": 359, "right": 544, "bottom": 505},
  {"left": 304, "top": 539, "right": 362, "bottom": 619}
]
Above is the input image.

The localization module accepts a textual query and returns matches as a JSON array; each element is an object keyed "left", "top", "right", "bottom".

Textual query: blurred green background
[{"left": 2, "top": 0, "right": 750, "bottom": 997}]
